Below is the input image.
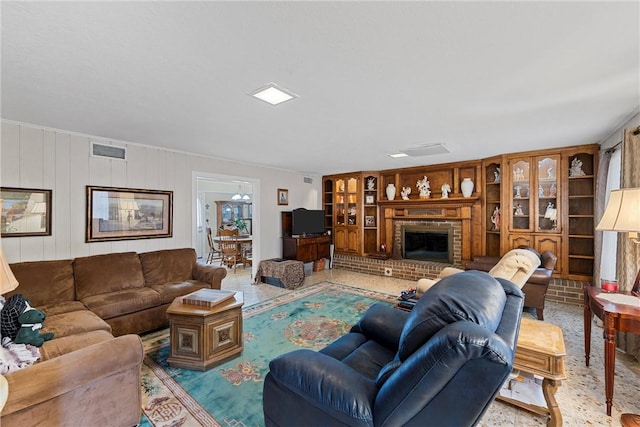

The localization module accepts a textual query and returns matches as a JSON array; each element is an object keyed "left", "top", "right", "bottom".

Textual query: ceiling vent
[
  {"left": 303, "top": 177, "right": 313, "bottom": 184},
  {"left": 400, "top": 144, "right": 449, "bottom": 157},
  {"left": 91, "top": 142, "right": 126, "bottom": 160}
]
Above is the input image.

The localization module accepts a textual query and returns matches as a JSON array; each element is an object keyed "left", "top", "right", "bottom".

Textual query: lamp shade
[
  {"left": 596, "top": 187, "right": 640, "bottom": 232},
  {"left": 0, "top": 245, "right": 19, "bottom": 295}
]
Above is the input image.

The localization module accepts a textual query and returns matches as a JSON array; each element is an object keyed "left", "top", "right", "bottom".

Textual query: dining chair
[
  {"left": 218, "top": 228, "right": 241, "bottom": 273},
  {"left": 241, "top": 244, "right": 252, "bottom": 268},
  {"left": 206, "top": 227, "right": 221, "bottom": 265}
]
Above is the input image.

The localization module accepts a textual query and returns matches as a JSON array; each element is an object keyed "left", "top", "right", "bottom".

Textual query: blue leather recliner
[{"left": 263, "top": 271, "right": 524, "bottom": 427}]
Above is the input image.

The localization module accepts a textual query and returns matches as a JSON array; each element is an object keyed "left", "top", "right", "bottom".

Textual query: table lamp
[
  {"left": 0, "top": 230, "right": 19, "bottom": 411},
  {"left": 596, "top": 187, "right": 640, "bottom": 295}
]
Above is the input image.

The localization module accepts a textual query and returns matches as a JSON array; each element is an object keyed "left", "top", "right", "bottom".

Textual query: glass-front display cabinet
[
  {"left": 536, "top": 155, "right": 560, "bottom": 232},
  {"left": 509, "top": 158, "right": 532, "bottom": 232},
  {"left": 333, "top": 176, "right": 360, "bottom": 253}
]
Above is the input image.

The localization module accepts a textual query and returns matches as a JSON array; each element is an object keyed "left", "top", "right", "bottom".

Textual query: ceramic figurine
[
  {"left": 538, "top": 184, "right": 544, "bottom": 197},
  {"left": 514, "top": 204, "right": 524, "bottom": 216},
  {"left": 494, "top": 167, "right": 501, "bottom": 183},
  {"left": 367, "top": 177, "right": 376, "bottom": 190},
  {"left": 441, "top": 183, "right": 451, "bottom": 199},
  {"left": 401, "top": 186, "right": 411, "bottom": 200},
  {"left": 570, "top": 157, "right": 585, "bottom": 176},
  {"left": 514, "top": 185, "right": 522, "bottom": 198},
  {"left": 491, "top": 207, "right": 501, "bottom": 230},
  {"left": 549, "top": 183, "right": 557, "bottom": 197}
]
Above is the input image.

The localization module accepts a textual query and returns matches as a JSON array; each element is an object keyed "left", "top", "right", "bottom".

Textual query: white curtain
[{"left": 599, "top": 149, "right": 621, "bottom": 282}]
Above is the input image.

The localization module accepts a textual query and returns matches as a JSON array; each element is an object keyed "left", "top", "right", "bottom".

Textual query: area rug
[{"left": 139, "top": 282, "right": 397, "bottom": 427}]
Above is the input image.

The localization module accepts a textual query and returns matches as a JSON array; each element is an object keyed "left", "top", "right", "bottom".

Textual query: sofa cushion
[
  {"left": 139, "top": 248, "right": 197, "bottom": 287},
  {"left": 42, "top": 309, "right": 112, "bottom": 339},
  {"left": 39, "top": 330, "right": 114, "bottom": 361},
  {"left": 81, "top": 287, "right": 162, "bottom": 320},
  {"left": 398, "top": 271, "right": 507, "bottom": 361},
  {"left": 74, "top": 252, "right": 145, "bottom": 299},
  {"left": 39, "top": 301, "right": 88, "bottom": 317},
  {"left": 8, "top": 260, "right": 75, "bottom": 307},
  {"left": 150, "top": 280, "right": 209, "bottom": 304}
]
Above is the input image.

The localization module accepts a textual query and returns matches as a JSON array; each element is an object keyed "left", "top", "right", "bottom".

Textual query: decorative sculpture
[
  {"left": 514, "top": 185, "right": 522, "bottom": 198},
  {"left": 401, "top": 186, "right": 411, "bottom": 200},
  {"left": 441, "top": 183, "right": 451, "bottom": 199},
  {"left": 416, "top": 176, "right": 431, "bottom": 198},
  {"left": 491, "top": 207, "right": 501, "bottom": 230},
  {"left": 569, "top": 157, "right": 585, "bottom": 177},
  {"left": 494, "top": 167, "right": 501, "bottom": 183},
  {"left": 367, "top": 177, "right": 376, "bottom": 190}
]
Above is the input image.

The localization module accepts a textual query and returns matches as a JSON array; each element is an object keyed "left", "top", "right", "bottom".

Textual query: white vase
[
  {"left": 461, "top": 178, "right": 474, "bottom": 198},
  {"left": 386, "top": 183, "right": 396, "bottom": 200}
]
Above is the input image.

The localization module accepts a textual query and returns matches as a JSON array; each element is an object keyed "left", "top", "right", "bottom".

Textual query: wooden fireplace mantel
[{"left": 379, "top": 196, "right": 482, "bottom": 264}]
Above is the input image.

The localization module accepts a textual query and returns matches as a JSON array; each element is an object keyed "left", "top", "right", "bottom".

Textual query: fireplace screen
[{"left": 402, "top": 225, "right": 453, "bottom": 263}]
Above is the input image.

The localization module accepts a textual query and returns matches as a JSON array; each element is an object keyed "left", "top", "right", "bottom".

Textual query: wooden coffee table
[
  {"left": 498, "top": 317, "right": 566, "bottom": 426},
  {"left": 166, "top": 291, "right": 244, "bottom": 371}
]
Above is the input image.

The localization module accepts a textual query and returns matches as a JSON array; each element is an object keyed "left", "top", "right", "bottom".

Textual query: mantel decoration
[
  {"left": 386, "top": 183, "right": 396, "bottom": 200},
  {"left": 461, "top": 178, "right": 474, "bottom": 198},
  {"left": 416, "top": 176, "right": 431, "bottom": 199},
  {"left": 401, "top": 186, "right": 411, "bottom": 200},
  {"left": 441, "top": 183, "right": 451, "bottom": 199},
  {"left": 86, "top": 186, "right": 173, "bottom": 242},
  {"left": 1, "top": 187, "right": 52, "bottom": 237}
]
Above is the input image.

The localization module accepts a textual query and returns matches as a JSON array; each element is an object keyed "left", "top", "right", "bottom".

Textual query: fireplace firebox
[{"left": 401, "top": 225, "right": 453, "bottom": 263}]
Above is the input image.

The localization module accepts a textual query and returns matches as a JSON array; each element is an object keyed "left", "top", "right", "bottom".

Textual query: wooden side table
[
  {"left": 498, "top": 317, "right": 566, "bottom": 427},
  {"left": 583, "top": 285, "right": 640, "bottom": 416},
  {"left": 166, "top": 291, "right": 244, "bottom": 371}
]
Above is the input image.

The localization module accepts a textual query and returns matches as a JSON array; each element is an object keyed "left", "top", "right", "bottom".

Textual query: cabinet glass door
[
  {"left": 335, "top": 179, "right": 346, "bottom": 225},
  {"left": 536, "top": 156, "right": 559, "bottom": 232},
  {"left": 347, "top": 177, "right": 358, "bottom": 226},
  {"left": 511, "top": 159, "right": 531, "bottom": 231}
]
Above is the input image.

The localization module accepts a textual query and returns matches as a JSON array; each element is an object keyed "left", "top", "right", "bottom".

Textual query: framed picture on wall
[
  {"left": 86, "top": 186, "right": 173, "bottom": 242},
  {"left": 277, "top": 188, "right": 289, "bottom": 206},
  {"left": 1, "top": 187, "right": 52, "bottom": 237}
]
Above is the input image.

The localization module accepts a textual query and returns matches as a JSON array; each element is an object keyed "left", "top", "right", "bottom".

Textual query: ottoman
[{"left": 255, "top": 259, "right": 305, "bottom": 290}]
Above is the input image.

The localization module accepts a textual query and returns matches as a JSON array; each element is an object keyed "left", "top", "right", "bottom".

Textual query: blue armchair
[{"left": 263, "top": 271, "right": 524, "bottom": 427}]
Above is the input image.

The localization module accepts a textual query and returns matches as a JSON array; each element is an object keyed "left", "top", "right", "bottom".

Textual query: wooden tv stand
[{"left": 282, "top": 235, "right": 331, "bottom": 263}]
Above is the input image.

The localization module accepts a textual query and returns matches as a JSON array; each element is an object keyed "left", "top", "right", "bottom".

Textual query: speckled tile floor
[{"left": 221, "top": 267, "right": 640, "bottom": 426}]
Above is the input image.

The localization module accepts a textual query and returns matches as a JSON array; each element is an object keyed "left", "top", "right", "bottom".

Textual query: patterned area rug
[{"left": 139, "top": 282, "right": 397, "bottom": 427}]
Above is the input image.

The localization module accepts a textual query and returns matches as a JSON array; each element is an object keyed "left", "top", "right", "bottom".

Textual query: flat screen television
[{"left": 291, "top": 208, "right": 325, "bottom": 236}]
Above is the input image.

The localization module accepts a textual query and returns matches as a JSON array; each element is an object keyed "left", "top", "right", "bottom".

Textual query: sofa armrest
[
  {"left": 193, "top": 262, "right": 227, "bottom": 289},
  {"left": 2, "top": 334, "right": 143, "bottom": 424},
  {"left": 267, "top": 349, "right": 377, "bottom": 421}
]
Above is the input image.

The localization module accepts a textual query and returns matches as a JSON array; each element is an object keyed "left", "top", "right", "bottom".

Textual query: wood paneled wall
[{"left": 1, "top": 120, "right": 321, "bottom": 264}]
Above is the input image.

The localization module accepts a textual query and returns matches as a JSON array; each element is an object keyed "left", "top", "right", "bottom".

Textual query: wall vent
[
  {"left": 303, "top": 177, "right": 313, "bottom": 184},
  {"left": 91, "top": 142, "right": 127, "bottom": 160}
]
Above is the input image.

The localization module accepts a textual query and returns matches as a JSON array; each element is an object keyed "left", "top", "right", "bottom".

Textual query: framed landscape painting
[
  {"left": 1, "top": 187, "right": 52, "bottom": 237},
  {"left": 86, "top": 186, "right": 173, "bottom": 242}
]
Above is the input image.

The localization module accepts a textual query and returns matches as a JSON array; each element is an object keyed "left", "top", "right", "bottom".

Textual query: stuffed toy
[{"left": 14, "top": 303, "right": 54, "bottom": 347}]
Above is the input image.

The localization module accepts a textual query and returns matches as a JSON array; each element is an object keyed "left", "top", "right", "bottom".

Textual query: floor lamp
[
  {"left": 595, "top": 187, "right": 640, "bottom": 427},
  {"left": 0, "top": 232, "right": 20, "bottom": 411}
]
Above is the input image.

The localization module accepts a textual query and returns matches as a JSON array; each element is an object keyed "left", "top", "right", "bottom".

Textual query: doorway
[{"left": 193, "top": 172, "right": 259, "bottom": 277}]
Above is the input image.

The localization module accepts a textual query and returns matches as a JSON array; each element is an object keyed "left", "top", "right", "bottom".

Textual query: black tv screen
[{"left": 291, "top": 209, "right": 325, "bottom": 236}]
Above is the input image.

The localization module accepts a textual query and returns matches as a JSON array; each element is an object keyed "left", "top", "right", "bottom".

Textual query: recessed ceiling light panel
[
  {"left": 389, "top": 153, "right": 409, "bottom": 158},
  {"left": 250, "top": 83, "right": 298, "bottom": 106},
  {"left": 400, "top": 144, "right": 450, "bottom": 157}
]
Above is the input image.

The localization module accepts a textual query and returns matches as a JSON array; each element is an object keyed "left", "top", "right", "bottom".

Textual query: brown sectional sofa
[{"left": 1, "top": 247, "right": 227, "bottom": 426}]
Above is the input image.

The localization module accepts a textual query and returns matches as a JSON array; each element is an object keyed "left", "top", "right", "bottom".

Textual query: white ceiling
[{"left": 2, "top": 1, "right": 639, "bottom": 176}]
